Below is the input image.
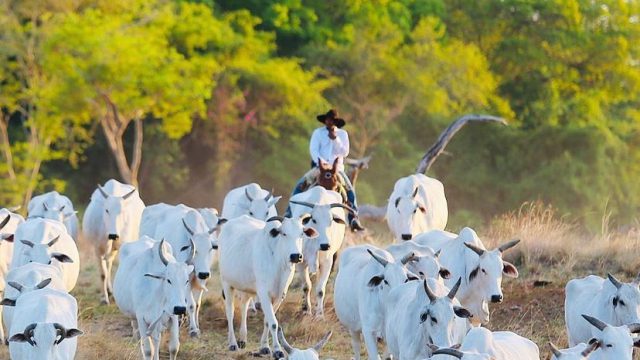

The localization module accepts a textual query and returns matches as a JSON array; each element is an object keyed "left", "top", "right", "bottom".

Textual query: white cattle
[
  {"left": 385, "top": 278, "right": 472, "bottom": 360},
  {"left": 2, "top": 263, "right": 66, "bottom": 343},
  {"left": 387, "top": 241, "right": 451, "bottom": 281},
  {"left": 386, "top": 174, "right": 448, "bottom": 242},
  {"left": 218, "top": 215, "right": 317, "bottom": 358},
  {"left": 7, "top": 287, "right": 82, "bottom": 360},
  {"left": 565, "top": 273, "right": 640, "bottom": 345},
  {"left": 0, "top": 210, "right": 24, "bottom": 343},
  {"left": 83, "top": 179, "right": 145, "bottom": 304},
  {"left": 113, "top": 237, "right": 194, "bottom": 360},
  {"left": 429, "top": 327, "right": 539, "bottom": 360},
  {"left": 277, "top": 328, "right": 332, "bottom": 360},
  {"left": 415, "top": 228, "right": 520, "bottom": 324},
  {"left": 334, "top": 244, "right": 417, "bottom": 360},
  {"left": 11, "top": 218, "right": 79, "bottom": 291},
  {"left": 28, "top": 191, "right": 79, "bottom": 241},
  {"left": 549, "top": 341, "right": 600, "bottom": 359},
  {"left": 289, "top": 186, "right": 348, "bottom": 316},
  {"left": 140, "top": 203, "right": 223, "bottom": 337},
  {"left": 221, "top": 183, "right": 281, "bottom": 221},
  {"left": 197, "top": 207, "right": 226, "bottom": 232}
]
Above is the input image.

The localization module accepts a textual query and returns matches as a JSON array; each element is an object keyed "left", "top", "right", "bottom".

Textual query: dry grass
[{"left": 2, "top": 203, "right": 640, "bottom": 359}]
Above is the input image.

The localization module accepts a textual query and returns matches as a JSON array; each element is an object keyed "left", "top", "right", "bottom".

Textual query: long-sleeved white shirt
[{"left": 309, "top": 126, "right": 349, "bottom": 172}]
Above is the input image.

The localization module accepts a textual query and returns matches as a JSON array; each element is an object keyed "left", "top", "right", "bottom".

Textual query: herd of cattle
[{"left": 0, "top": 174, "right": 639, "bottom": 359}]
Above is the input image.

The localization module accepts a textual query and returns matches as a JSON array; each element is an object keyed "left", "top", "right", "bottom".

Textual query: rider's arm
[
  {"left": 333, "top": 129, "right": 349, "bottom": 158},
  {"left": 309, "top": 128, "right": 325, "bottom": 164}
]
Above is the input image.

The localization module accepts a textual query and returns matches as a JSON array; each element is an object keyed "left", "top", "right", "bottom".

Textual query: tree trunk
[{"left": 0, "top": 115, "right": 16, "bottom": 180}]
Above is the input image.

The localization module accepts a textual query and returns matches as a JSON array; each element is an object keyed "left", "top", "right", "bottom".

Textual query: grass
[{"left": 2, "top": 202, "right": 640, "bottom": 359}]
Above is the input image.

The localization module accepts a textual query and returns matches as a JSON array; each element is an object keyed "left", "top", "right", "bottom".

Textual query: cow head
[
  {"left": 97, "top": 184, "right": 137, "bottom": 242},
  {"left": 460, "top": 228, "right": 519, "bottom": 322},
  {"left": 366, "top": 249, "right": 418, "bottom": 290},
  {"left": 581, "top": 314, "right": 640, "bottom": 360},
  {"left": 606, "top": 273, "right": 640, "bottom": 325},
  {"left": 9, "top": 322, "right": 83, "bottom": 358},
  {"left": 39, "top": 199, "right": 75, "bottom": 224},
  {"left": 267, "top": 215, "right": 317, "bottom": 265},
  {"left": 429, "top": 345, "right": 494, "bottom": 360},
  {"left": 317, "top": 158, "right": 340, "bottom": 191},
  {"left": 145, "top": 240, "right": 194, "bottom": 316},
  {"left": 419, "top": 279, "right": 472, "bottom": 347},
  {"left": 1, "top": 278, "right": 53, "bottom": 307},
  {"left": 549, "top": 341, "right": 600, "bottom": 359},
  {"left": 289, "top": 200, "right": 350, "bottom": 254},
  {"left": 244, "top": 187, "right": 281, "bottom": 221},
  {"left": 180, "top": 212, "right": 222, "bottom": 282},
  {"left": 392, "top": 187, "right": 427, "bottom": 241},
  {"left": 400, "top": 247, "right": 450, "bottom": 281},
  {"left": 277, "top": 328, "right": 332, "bottom": 360},
  {"left": 20, "top": 233, "right": 73, "bottom": 266}
]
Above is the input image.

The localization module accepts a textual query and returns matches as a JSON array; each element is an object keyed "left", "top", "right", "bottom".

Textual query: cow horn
[
  {"left": 266, "top": 216, "right": 285, "bottom": 223},
  {"left": 447, "top": 277, "right": 462, "bottom": 300},
  {"left": 627, "top": 323, "right": 640, "bottom": 333},
  {"left": 464, "top": 242, "right": 485, "bottom": 256},
  {"left": 423, "top": 280, "right": 437, "bottom": 302},
  {"left": 394, "top": 197, "right": 401, "bottom": 208},
  {"left": 0, "top": 215, "right": 10, "bottom": 230},
  {"left": 548, "top": 343, "right": 562, "bottom": 357},
  {"left": 47, "top": 235, "right": 60, "bottom": 247},
  {"left": 22, "top": 323, "right": 37, "bottom": 346},
  {"left": 158, "top": 239, "right": 169, "bottom": 266},
  {"left": 367, "top": 249, "right": 389, "bottom": 267},
  {"left": 186, "top": 238, "right": 196, "bottom": 263},
  {"left": 330, "top": 203, "right": 356, "bottom": 214},
  {"left": 182, "top": 218, "right": 195, "bottom": 236},
  {"left": 43, "top": 202, "right": 49, "bottom": 211},
  {"left": 313, "top": 331, "right": 332, "bottom": 352},
  {"left": 289, "top": 200, "right": 316, "bottom": 209},
  {"left": 245, "top": 187, "right": 254, "bottom": 202},
  {"left": 582, "top": 340, "right": 600, "bottom": 356},
  {"left": 432, "top": 348, "right": 464, "bottom": 358},
  {"left": 53, "top": 323, "right": 66, "bottom": 345},
  {"left": 8, "top": 281, "right": 24, "bottom": 293},
  {"left": 608, "top": 273, "right": 623, "bottom": 289},
  {"left": 97, "top": 184, "right": 109, "bottom": 199},
  {"left": 35, "top": 278, "right": 52, "bottom": 290},
  {"left": 59, "top": 205, "right": 66, "bottom": 212},
  {"left": 400, "top": 252, "right": 416, "bottom": 265},
  {"left": 582, "top": 314, "right": 608, "bottom": 331},
  {"left": 277, "top": 328, "right": 294, "bottom": 354},
  {"left": 122, "top": 188, "right": 137, "bottom": 200},
  {"left": 434, "top": 249, "right": 441, "bottom": 257},
  {"left": 498, "top": 239, "right": 521, "bottom": 253},
  {"left": 264, "top": 189, "right": 273, "bottom": 201},
  {"left": 412, "top": 187, "right": 419, "bottom": 198}
]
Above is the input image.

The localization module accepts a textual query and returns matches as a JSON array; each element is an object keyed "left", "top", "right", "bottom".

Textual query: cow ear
[
  {"left": 268, "top": 196, "right": 282, "bottom": 207},
  {"left": 0, "top": 298, "right": 16, "bottom": 306},
  {"left": 453, "top": 306, "right": 472, "bottom": 319},
  {"left": 367, "top": 275, "right": 385, "bottom": 287},
  {"left": 217, "top": 218, "right": 228, "bottom": 226},
  {"left": 144, "top": 273, "right": 164, "bottom": 280},
  {"left": 451, "top": 344, "right": 462, "bottom": 350},
  {"left": 469, "top": 267, "right": 479, "bottom": 281},
  {"left": 418, "top": 205, "right": 427, "bottom": 213},
  {"left": 634, "top": 338, "right": 640, "bottom": 348},
  {"left": 304, "top": 227, "right": 318, "bottom": 239},
  {"left": 588, "top": 338, "right": 599, "bottom": 345},
  {"left": 8, "top": 333, "right": 28, "bottom": 343},
  {"left": 302, "top": 216, "right": 312, "bottom": 225},
  {"left": 503, "top": 261, "right": 519, "bottom": 278},
  {"left": 332, "top": 216, "right": 346, "bottom": 225},
  {"left": 269, "top": 228, "right": 281, "bottom": 238},
  {"left": 52, "top": 253, "right": 74, "bottom": 263},
  {"left": 2, "top": 234, "right": 14, "bottom": 242},
  {"left": 66, "top": 328, "right": 84, "bottom": 339},
  {"left": 180, "top": 245, "right": 190, "bottom": 252}
]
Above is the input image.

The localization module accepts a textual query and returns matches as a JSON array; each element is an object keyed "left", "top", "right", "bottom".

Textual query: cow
[
  {"left": 2, "top": 263, "right": 67, "bottom": 344},
  {"left": 10, "top": 218, "right": 79, "bottom": 292},
  {"left": 221, "top": 183, "right": 281, "bottom": 221},
  {"left": 428, "top": 326, "right": 539, "bottom": 360},
  {"left": 0, "top": 210, "right": 24, "bottom": 341},
  {"left": 549, "top": 341, "right": 600, "bottom": 359},
  {"left": 277, "top": 328, "right": 332, "bottom": 360},
  {"left": 415, "top": 227, "right": 520, "bottom": 324},
  {"left": 288, "top": 186, "right": 349, "bottom": 316},
  {"left": 140, "top": 203, "right": 224, "bottom": 337},
  {"left": 197, "top": 207, "right": 226, "bottom": 233},
  {"left": 218, "top": 215, "right": 317, "bottom": 359},
  {"left": 386, "top": 241, "right": 451, "bottom": 282},
  {"left": 113, "top": 237, "right": 194, "bottom": 360},
  {"left": 385, "top": 278, "right": 472, "bottom": 360},
  {"left": 82, "top": 179, "right": 145, "bottom": 304},
  {"left": 27, "top": 191, "right": 79, "bottom": 241},
  {"left": 565, "top": 273, "right": 640, "bottom": 345},
  {"left": 6, "top": 286, "right": 82, "bottom": 360},
  {"left": 386, "top": 174, "right": 448, "bottom": 242},
  {"left": 334, "top": 244, "right": 417, "bottom": 360}
]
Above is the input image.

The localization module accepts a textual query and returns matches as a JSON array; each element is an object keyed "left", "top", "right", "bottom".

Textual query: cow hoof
[
  {"left": 301, "top": 304, "right": 309, "bottom": 312},
  {"left": 273, "top": 350, "right": 285, "bottom": 359},
  {"left": 100, "top": 299, "right": 109, "bottom": 305},
  {"left": 255, "top": 302, "right": 262, "bottom": 311},
  {"left": 189, "top": 330, "right": 200, "bottom": 338},
  {"left": 229, "top": 345, "right": 238, "bottom": 351},
  {"left": 238, "top": 341, "right": 246, "bottom": 349},
  {"left": 259, "top": 347, "right": 271, "bottom": 355}
]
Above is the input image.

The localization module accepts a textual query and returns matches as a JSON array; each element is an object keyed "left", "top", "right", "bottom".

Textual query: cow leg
[
  {"left": 221, "top": 282, "right": 239, "bottom": 351},
  {"left": 258, "top": 291, "right": 283, "bottom": 359},
  {"left": 131, "top": 319, "right": 140, "bottom": 339},
  {"left": 238, "top": 294, "right": 251, "bottom": 349},
  {"left": 350, "top": 330, "right": 362, "bottom": 360},
  {"left": 187, "top": 289, "right": 200, "bottom": 337},
  {"left": 314, "top": 258, "right": 333, "bottom": 318},
  {"left": 168, "top": 315, "right": 180, "bottom": 360},
  {"left": 300, "top": 264, "right": 313, "bottom": 315},
  {"left": 137, "top": 318, "right": 153, "bottom": 360},
  {"left": 99, "top": 254, "right": 110, "bottom": 304},
  {"left": 258, "top": 320, "right": 271, "bottom": 355},
  {"left": 152, "top": 331, "right": 161, "bottom": 360},
  {"left": 106, "top": 250, "right": 118, "bottom": 294},
  {"left": 362, "top": 327, "right": 381, "bottom": 360}
]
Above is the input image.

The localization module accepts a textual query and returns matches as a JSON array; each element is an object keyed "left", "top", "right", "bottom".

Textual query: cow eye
[
  {"left": 481, "top": 268, "right": 487, "bottom": 274},
  {"left": 606, "top": 344, "right": 613, "bottom": 348},
  {"left": 167, "top": 279, "right": 172, "bottom": 284},
  {"left": 431, "top": 317, "right": 438, "bottom": 325},
  {"left": 619, "top": 300, "right": 626, "bottom": 306},
  {"left": 312, "top": 219, "right": 317, "bottom": 224},
  {"left": 105, "top": 209, "right": 109, "bottom": 214},
  {"left": 249, "top": 212, "right": 254, "bottom": 216}
]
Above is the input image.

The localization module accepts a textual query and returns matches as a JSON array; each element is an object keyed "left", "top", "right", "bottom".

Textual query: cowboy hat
[{"left": 317, "top": 109, "right": 346, "bottom": 128}]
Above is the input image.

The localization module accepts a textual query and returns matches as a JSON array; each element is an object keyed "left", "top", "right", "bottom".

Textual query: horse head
[{"left": 317, "top": 158, "right": 340, "bottom": 191}]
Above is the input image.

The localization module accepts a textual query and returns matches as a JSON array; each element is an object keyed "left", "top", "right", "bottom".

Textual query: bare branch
[
  {"left": 129, "top": 117, "right": 143, "bottom": 186},
  {"left": 415, "top": 114, "right": 508, "bottom": 174}
]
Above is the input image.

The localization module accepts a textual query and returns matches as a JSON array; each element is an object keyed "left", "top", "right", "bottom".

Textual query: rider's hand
[{"left": 328, "top": 126, "right": 337, "bottom": 140}]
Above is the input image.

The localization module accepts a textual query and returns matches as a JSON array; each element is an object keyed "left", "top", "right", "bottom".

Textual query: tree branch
[
  {"left": 0, "top": 114, "right": 16, "bottom": 180},
  {"left": 129, "top": 117, "right": 143, "bottom": 186},
  {"left": 415, "top": 114, "right": 508, "bottom": 174}
]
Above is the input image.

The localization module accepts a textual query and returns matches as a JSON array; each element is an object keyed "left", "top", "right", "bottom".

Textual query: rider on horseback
[{"left": 289, "top": 109, "right": 365, "bottom": 232}]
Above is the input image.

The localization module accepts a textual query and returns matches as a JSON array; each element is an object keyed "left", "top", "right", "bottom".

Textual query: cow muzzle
[
  {"left": 173, "top": 306, "right": 187, "bottom": 315},
  {"left": 319, "top": 243, "right": 331, "bottom": 251},
  {"left": 491, "top": 295, "right": 503, "bottom": 303},
  {"left": 108, "top": 234, "right": 119, "bottom": 241},
  {"left": 401, "top": 234, "right": 412, "bottom": 241},
  {"left": 289, "top": 253, "right": 303, "bottom": 263},
  {"left": 198, "top": 272, "right": 210, "bottom": 280}
]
